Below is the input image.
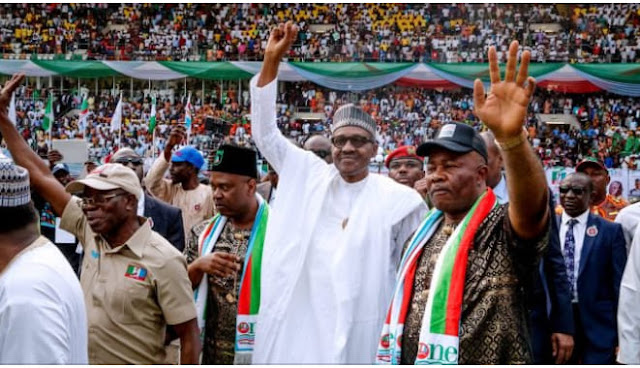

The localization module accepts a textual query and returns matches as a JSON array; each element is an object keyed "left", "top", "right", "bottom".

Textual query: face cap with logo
[
  {"left": 384, "top": 145, "right": 423, "bottom": 168},
  {"left": 171, "top": 146, "right": 205, "bottom": 170},
  {"left": 209, "top": 144, "right": 258, "bottom": 179},
  {"left": 417, "top": 122, "right": 488, "bottom": 162},
  {"left": 65, "top": 163, "right": 142, "bottom": 200}
]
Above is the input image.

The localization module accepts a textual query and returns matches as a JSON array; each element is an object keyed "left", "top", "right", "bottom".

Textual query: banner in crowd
[{"left": 1, "top": 60, "right": 640, "bottom": 95}]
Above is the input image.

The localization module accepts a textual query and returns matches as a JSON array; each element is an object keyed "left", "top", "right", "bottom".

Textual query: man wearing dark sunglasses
[
  {"left": 558, "top": 173, "right": 626, "bottom": 364},
  {"left": 111, "top": 148, "right": 185, "bottom": 252},
  {"left": 249, "top": 22, "right": 427, "bottom": 364},
  {"left": 303, "top": 135, "right": 333, "bottom": 164},
  {"left": 0, "top": 73, "right": 201, "bottom": 365}
]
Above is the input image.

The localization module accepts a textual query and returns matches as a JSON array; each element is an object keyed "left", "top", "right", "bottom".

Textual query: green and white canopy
[{"left": 1, "top": 60, "right": 639, "bottom": 96}]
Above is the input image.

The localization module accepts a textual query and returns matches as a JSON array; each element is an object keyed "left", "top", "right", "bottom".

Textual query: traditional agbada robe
[{"left": 250, "top": 75, "right": 427, "bottom": 364}]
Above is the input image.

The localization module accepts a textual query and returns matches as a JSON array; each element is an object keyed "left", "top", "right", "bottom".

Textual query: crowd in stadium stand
[
  {"left": 2, "top": 3, "right": 640, "bottom": 62},
  {"left": 8, "top": 79, "right": 640, "bottom": 170}
]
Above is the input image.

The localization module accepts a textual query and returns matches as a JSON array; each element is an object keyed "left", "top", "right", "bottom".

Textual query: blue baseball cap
[
  {"left": 171, "top": 146, "right": 205, "bottom": 170},
  {"left": 52, "top": 163, "right": 70, "bottom": 176}
]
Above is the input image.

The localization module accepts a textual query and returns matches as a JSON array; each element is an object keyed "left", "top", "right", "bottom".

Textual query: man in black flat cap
[
  {"left": 377, "top": 40, "right": 550, "bottom": 364},
  {"left": 184, "top": 144, "right": 270, "bottom": 365}
]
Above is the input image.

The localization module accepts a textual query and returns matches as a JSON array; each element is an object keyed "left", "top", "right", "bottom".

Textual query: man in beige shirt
[
  {"left": 0, "top": 73, "right": 201, "bottom": 364},
  {"left": 144, "top": 126, "right": 215, "bottom": 238}
]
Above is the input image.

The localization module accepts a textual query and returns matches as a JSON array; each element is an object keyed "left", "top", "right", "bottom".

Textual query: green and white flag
[
  {"left": 110, "top": 94, "right": 123, "bottom": 133},
  {"left": 42, "top": 94, "right": 54, "bottom": 131},
  {"left": 78, "top": 96, "right": 89, "bottom": 130},
  {"left": 149, "top": 94, "right": 157, "bottom": 132}
]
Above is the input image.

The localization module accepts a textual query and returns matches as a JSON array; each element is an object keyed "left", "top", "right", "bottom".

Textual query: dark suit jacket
[
  {"left": 529, "top": 193, "right": 574, "bottom": 364},
  {"left": 573, "top": 214, "right": 626, "bottom": 364},
  {"left": 144, "top": 194, "right": 185, "bottom": 252}
]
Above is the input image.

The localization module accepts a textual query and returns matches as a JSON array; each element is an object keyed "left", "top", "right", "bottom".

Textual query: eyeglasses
[
  {"left": 559, "top": 186, "right": 586, "bottom": 195},
  {"left": 114, "top": 157, "right": 143, "bottom": 166},
  {"left": 312, "top": 150, "right": 331, "bottom": 159},
  {"left": 81, "top": 192, "right": 127, "bottom": 207},
  {"left": 331, "top": 135, "right": 374, "bottom": 149}
]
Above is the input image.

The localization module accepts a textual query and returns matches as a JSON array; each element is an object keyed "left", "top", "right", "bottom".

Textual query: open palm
[
  {"left": 474, "top": 41, "right": 535, "bottom": 140},
  {"left": 0, "top": 73, "right": 24, "bottom": 113}
]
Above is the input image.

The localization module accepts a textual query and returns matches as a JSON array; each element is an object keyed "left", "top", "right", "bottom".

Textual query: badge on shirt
[
  {"left": 125, "top": 264, "right": 148, "bottom": 281},
  {"left": 586, "top": 225, "right": 598, "bottom": 237},
  {"left": 194, "top": 203, "right": 201, "bottom": 212}
]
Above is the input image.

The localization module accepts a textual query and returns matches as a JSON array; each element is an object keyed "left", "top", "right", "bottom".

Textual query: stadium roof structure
[{"left": 1, "top": 60, "right": 639, "bottom": 96}]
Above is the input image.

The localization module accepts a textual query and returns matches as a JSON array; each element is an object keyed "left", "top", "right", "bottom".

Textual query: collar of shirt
[
  {"left": 493, "top": 174, "right": 509, "bottom": 204},
  {"left": 102, "top": 218, "right": 152, "bottom": 259},
  {"left": 561, "top": 208, "right": 590, "bottom": 226}
]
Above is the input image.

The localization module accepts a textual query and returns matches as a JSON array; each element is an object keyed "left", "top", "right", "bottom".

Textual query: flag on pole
[
  {"left": 42, "top": 94, "right": 54, "bottom": 131},
  {"left": 149, "top": 94, "right": 157, "bottom": 133},
  {"left": 185, "top": 92, "right": 192, "bottom": 130},
  {"left": 8, "top": 92, "right": 16, "bottom": 125},
  {"left": 78, "top": 95, "right": 89, "bottom": 130},
  {"left": 110, "top": 94, "right": 123, "bottom": 133}
]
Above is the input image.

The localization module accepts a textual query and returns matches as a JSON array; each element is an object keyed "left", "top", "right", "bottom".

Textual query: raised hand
[
  {"left": 0, "top": 73, "right": 24, "bottom": 114},
  {"left": 167, "top": 125, "right": 187, "bottom": 149},
  {"left": 264, "top": 21, "right": 298, "bottom": 61},
  {"left": 473, "top": 41, "right": 535, "bottom": 141},
  {"left": 258, "top": 21, "right": 298, "bottom": 87}
]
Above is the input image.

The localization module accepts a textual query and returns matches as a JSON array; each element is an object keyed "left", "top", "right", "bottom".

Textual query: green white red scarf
[
  {"left": 194, "top": 195, "right": 269, "bottom": 364},
  {"left": 376, "top": 189, "right": 497, "bottom": 365}
]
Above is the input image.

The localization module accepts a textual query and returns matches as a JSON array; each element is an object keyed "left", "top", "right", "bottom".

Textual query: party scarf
[
  {"left": 376, "top": 189, "right": 497, "bottom": 365},
  {"left": 193, "top": 196, "right": 269, "bottom": 364}
]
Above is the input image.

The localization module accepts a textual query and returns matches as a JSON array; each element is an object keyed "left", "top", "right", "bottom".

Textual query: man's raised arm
[
  {"left": 0, "top": 73, "right": 71, "bottom": 215},
  {"left": 250, "top": 22, "right": 301, "bottom": 173},
  {"left": 473, "top": 41, "right": 549, "bottom": 240}
]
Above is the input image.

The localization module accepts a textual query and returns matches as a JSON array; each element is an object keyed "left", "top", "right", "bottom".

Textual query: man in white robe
[
  {"left": 250, "top": 22, "right": 427, "bottom": 364},
  {"left": 618, "top": 222, "right": 640, "bottom": 364}
]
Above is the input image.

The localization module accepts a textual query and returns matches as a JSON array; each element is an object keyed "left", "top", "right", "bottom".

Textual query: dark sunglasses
[
  {"left": 114, "top": 157, "right": 143, "bottom": 166},
  {"left": 312, "top": 150, "right": 331, "bottom": 159},
  {"left": 331, "top": 135, "right": 374, "bottom": 149},
  {"left": 559, "top": 186, "right": 586, "bottom": 195}
]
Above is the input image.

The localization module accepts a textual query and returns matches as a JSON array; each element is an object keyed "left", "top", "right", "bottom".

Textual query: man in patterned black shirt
[
  {"left": 387, "top": 41, "right": 551, "bottom": 365},
  {"left": 184, "top": 145, "right": 264, "bottom": 364}
]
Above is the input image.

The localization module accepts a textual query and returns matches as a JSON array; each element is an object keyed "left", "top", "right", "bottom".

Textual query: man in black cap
[
  {"left": 249, "top": 22, "right": 427, "bottom": 364},
  {"left": 185, "top": 144, "right": 270, "bottom": 365},
  {"left": 377, "top": 41, "right": 550, "bottom": 364}
]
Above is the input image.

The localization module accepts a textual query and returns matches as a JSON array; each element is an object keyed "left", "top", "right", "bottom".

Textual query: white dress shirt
[
  {"left": 493, "top": 174, "right": 509, "bottom": 204},
  {"left": 136, "top": 189, "right": 145, "bottom": 217},
  {"left": 559, "top": 209, "right": 590, "bottom": 303}
]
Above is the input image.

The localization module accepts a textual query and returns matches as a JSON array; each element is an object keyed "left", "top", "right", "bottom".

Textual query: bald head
[
  {"left": 304, "top": 135, "right": 333, "bottom": 164},
  {"left": 111, "top": 148, "right": 144, "bottom": 183},
  {"left": 480, "top": 131, "right": 503, "bottom": 189}
]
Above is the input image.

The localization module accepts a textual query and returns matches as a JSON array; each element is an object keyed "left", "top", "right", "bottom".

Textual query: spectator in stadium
[
  {"left": 144, "top": 125, "right": 215, "bottom": 241},
  {"left": 0, "top": 153, "right": 88, "bottom": 364},
  {"left": 0, "top": 73, "right": 201, "bottom": 364},
  {"left": 385, "top": 145, "right": 425, "bottom": 191},
  {"left": 111, "top": 147, "right": 185, "bottom": 251},
  {"left": 303, "top": 134, "right": 333, "bottom": 164},
  {"left": 576, "top": 157, "right": 628, "bottom": 221}
]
